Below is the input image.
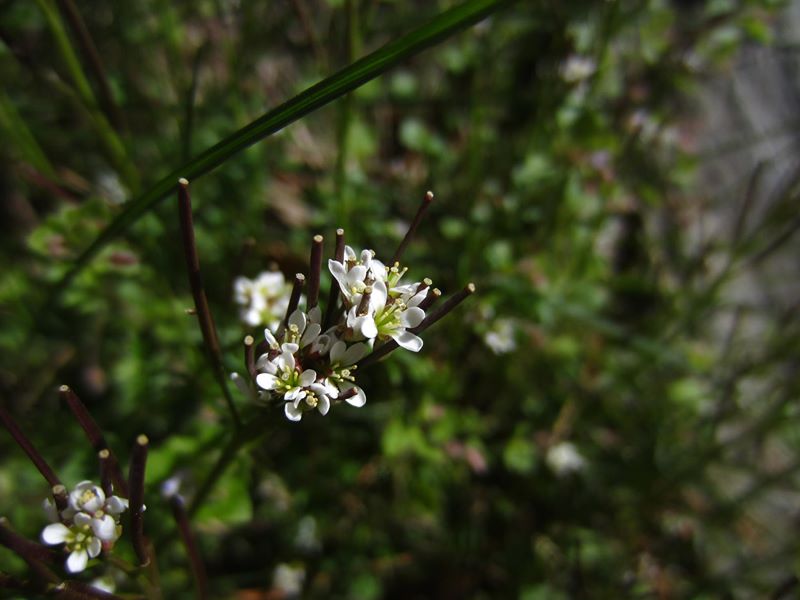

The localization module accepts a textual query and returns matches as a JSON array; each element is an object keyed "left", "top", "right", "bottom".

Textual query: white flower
[
  {"left": 61, "top": 481, "right": 128, "bottom": 540},
  {"left": 351, "top": 280, "right": 426, "bottom": 351},
  {"left": 263, "top": 308, "right": 321, "bottom": 351},
  {"left": 255, "top": 346, "right": 334, "bottom": 421},
  {"left": 328, "top": 246, "right": 387, "bottom": 307},
  {"left": 560, "top": 55, "right": 596, "bottom": 82},
  {"left": 328, "top": 341, "right": 369, "bottom": 407},
  {"left": 42, "top": 513, "right": 104, "bottom": 573},
  {"left": 484, "top": 318, "right": 517, "bottom": 355},
  {"left": 234, "top": 271, "right": 293, "bottom": 329},
  {"left": 546, "top": 442, "right": 586, "bottom": 477},
  {"left": 273, "top": 562, "right": 305, "bottom": 597}
]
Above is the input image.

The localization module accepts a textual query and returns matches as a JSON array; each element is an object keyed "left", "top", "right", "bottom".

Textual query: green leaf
[{"left": 51, "top": 0, "right": 516, "bottom": 300}]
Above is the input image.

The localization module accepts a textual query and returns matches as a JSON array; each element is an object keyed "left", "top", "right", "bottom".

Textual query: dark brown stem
[
  {"left": 0, "top": 518, "right": 59, "bottom": 584},
  {"left": 417, "top": 287, "right": 442, "bottom": 312},
  {"left": 0, "top": 405, "right": 60, "bottom": 487},
  {"left": 414, "top": 283, "right": 475, "bottom": 334},
  {"left": 178, "top": 179, "right": 241, "bottom": 430},
  {"left": 356, "top": 286, "right": 373, "bottom": 316},
  {"left": 59, "top": 385, "right": 127, "bottom": 496},
  {"left": 416, "top": 278, "right": 432, "bottom": 295},
  {"left": 54, "top": 0, "right": 126, "bottom": 131},
  {"left": 391, "top": 190, "right": 434, "bottom": 265},
  {"left": 52, "top": 484, "right": 68, "bottom": 513},
  {"left": 169, "top": 495, "right": 208, "bottom": 600},
  {"left": 356, "top": 284, "right": 473, "bottom": 369},
  {"left": 98, "top": 449, "right": 113, "bottom": 497},
  {"left": 128, "top": 434, "right": 150, "bottom": 567},
  {"left": 307, "top": 234, "right": 324, "bottom": 310},
  {"left": 322, "top": 228, "right": 345, "bottom": 330},
  {"left": 243, "top": 335, "right": 256, "bottom": 379},
  {"left": 284, "top": 273, "right": 305, "bottom": 327}
]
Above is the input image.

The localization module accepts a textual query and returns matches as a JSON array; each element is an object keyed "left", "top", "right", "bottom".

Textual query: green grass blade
[{"left": 52, "top": 0, "right": 515, "bottom": 297}]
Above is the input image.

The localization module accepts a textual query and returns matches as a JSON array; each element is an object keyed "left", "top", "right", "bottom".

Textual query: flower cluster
[
  {"left": 41, "top": 481, "right": 128, "bottom": 573},
  {"left": 236, "top": 193, "right": 474, "bottom": 422},
  {"left": 234, "top": 270, "right": 293, "bottom": 330},
  {"left": 254, "top": 244, "right": 430, "bottom": 422}
]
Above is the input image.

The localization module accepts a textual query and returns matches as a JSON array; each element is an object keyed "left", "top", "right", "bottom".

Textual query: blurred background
[{"left": 1, "top": 0, "right": 799, "bottom": 598}]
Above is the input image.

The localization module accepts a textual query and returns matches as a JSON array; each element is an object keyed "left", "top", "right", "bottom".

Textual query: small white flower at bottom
[{"left": 41, "top": 512, "right": 106, "bottom": 573}]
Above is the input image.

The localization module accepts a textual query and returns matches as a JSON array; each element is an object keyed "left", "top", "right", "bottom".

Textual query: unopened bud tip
[
  {"left": 178, "top": 177, "right": 189, "bottom": 186},
  {"left": 136, "top": 434, "right": 149, "bottom": 446}
]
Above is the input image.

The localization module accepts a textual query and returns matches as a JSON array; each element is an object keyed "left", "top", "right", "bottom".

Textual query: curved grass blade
[{"left": 51, "top": 0, "right": 515, "bottom": 299}]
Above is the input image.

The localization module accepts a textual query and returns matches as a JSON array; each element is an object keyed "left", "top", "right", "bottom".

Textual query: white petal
[
  {"left": 345, "top": 386, "right": 367, "bottom": 407},
  {"left": 370, "top": 258, "right": 387, "bottom": 279},
  {"left": 342, "top": 342, "right": 368, "bottom": 365},
  {"left": 264, "top": 328, "right": 279, "bottom": 349},
  {"left": 300, "top": 323, "right": 321, "bottom": 347},
  {"left": 328, "top": 260, "right": 350, "bottom": 294},
  {"left": 288, "top": 309, "right": 306, "bottom": 331},
  {"left": 284, "top": 387, "right": 302, "bottom": 401},
  {"left": 280, "top": 349, "right": 296, "bottom": 371},
  {"left": 88, "top": 537, "right": 102, "bottom": 558},
  {"left": 346, "top": 265, "right": 368, "bottom": 288},
  {"left": 105, "top": 496, "right": 128, "bottom": 515},
  {"left": 230, "top": 372, "right": 251, "bottom": 398},
  {"left": 66, "top": 549, "right": 89, "bottom": 573},
  {"left": 256, "top": 373, "right": 278, "bottom": 391},
  {"left": 359, "top": 316, "right": 378, "bottom": 340},
  {"left": 284, "top": 402, "right": 303, "bottom": 421},
  {"left": 407, "top": 288, "right": 428, "bottom": 307},
  {"left": 318, "top": 396, "right": 330, "bottom": 415},
  {"left": 74, "top": 512, "right": 91, "bottom": 527},
  {"left": 308, "top": 306, "right": 322, "bottom": 324},
  {"left": 92, "top": 515, "right": 117, "bottom": 542},
  {"left": 401, "top": 306, "right": 425, "bottom": 328},
  {"left": 370, "top": 280, "right": 388, "bottom": 309},
  {"left": 255, "top": 353, "right": 274, "bottom": 372},
  {"left": 299, "top": 369, "right": 317, "bottom": 387},
  {"left": 392, "top": 330, "right": 423, "bottom": 352},
  {"left": 42, "top": 498, "right": 59, "bottom": 523},
  {"left": 330, "top": 340, "right": 346, "bottom": 363},
  {"left": 41, "top": 523, "right": 70, "bottom": 545}
]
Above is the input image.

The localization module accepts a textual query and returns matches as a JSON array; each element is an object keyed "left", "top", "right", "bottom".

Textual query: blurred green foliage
[{"left": 1, "top": 0, "right": 798, "bottom": 598}]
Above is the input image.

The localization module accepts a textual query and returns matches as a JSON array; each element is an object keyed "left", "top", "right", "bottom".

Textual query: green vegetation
[{"left": 0, "top": 0, "right": 796, "bottom": 598}]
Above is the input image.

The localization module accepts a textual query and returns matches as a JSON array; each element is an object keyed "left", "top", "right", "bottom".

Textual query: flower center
[
  {"left": 79, "top": 489, "right": 98, "bottom": 507},
  {"left": 374, "top": 302, "right": 406, "bottom": 333},
  {"left": 65, "top": 524, "right": 93, "bottom": 553}
]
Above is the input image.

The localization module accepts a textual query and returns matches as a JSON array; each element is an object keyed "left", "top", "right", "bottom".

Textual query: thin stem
[
  {"left": 307, "top": 235, "right": 324, "bottom": 310},
  {"left": 283, "top": 273, "right": 306, "bottom": 326},
  {"left": 323, "top": 229, "right": 346, "bottom": 330},
  {"left": 60, "top": 385, "right": 128, "bottom": 496},
  {"left": 0, "top": 518, "right": 59, "bottom": 584},
  {"left": 52, "top": 484, "right": 68, "bottom": 513},
  {"left": 0, "top": 405, "right": 61, "bottom": 487},
  {"left": 128, "top": 435, "right": 150, "bottom": 567},
  {"left": 34, "top": 0, "right": 138, "bottom": 191},
  {"left": 243, "top": 335, "right": 256, "bottom": 379},
  {"left": 417, "top": 287, "right": 442, "bottom": 312},
  {"left": 414, "top": 282, "right": 475, "bottom": 333},
  {"left": 357, "top": 284, "right": 473, "bottom": 368},
  {"left": 391, "top": 190, "right": 434, "bottom": 265},
  {"left": 54, "top": 0, "right": 126, "bottom": 131},
  {"left": 98, "top": 449, "right": 113, "bottom": 497},
  {"left": 169, "top": 496, "right": 208, "bottom": 600},
  {"left": 177, "top": 179, "right": 241, "bottom": 430}
]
